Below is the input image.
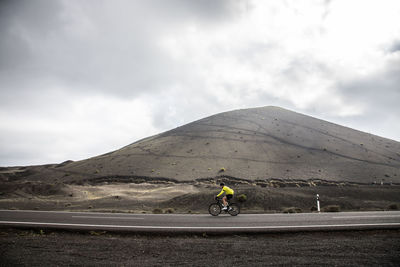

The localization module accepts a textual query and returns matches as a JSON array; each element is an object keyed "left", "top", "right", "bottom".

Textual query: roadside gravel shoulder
[{"left": 1, "top": 229, "right": 399, "bottom": 266}]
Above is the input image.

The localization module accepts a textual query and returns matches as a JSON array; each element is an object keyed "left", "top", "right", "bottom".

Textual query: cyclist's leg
[
  {"left": 222, "top": 196, "right": 228, "bottom": 206},
  {"left": 226, "top": 194, "right": 233, "bottom": 208}
]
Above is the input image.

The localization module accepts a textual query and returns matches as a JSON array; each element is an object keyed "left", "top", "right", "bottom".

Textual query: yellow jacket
[{"left": 217, "top": 186, "right": 234, "bottom": 197}]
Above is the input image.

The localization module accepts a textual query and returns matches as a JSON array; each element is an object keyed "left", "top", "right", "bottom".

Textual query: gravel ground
[{"left": 1, "top": 229, "right": 399, "bottom": 266}]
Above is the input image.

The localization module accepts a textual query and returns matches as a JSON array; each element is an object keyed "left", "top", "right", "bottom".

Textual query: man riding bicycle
[{"left": 216, "top": 182, "right": 234, "bottom": 211}]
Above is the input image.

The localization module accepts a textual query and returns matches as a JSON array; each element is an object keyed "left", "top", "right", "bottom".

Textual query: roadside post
[{"left": 316, "top": 194, "right": 320, "bottom": 213}]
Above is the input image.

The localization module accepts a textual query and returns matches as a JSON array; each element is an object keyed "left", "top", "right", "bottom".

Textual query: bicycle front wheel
[
  {"left": 208, "top": 203, "right": 221, "bottom": 216},
  {"left": 228, "top": 203, "right": 240, "bottom": 216}
]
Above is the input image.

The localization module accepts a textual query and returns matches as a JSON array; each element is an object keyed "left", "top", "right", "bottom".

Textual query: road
[{"left": 1, "top": 210, "right": 400, "bottom": 233}]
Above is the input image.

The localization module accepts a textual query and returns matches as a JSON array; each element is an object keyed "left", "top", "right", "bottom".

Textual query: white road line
[
  {"left": 0, "top": 210, "right": 204, "bottom": 216},
  {"left": 0, "top": 221, "right": 399, "bottom": 230},
  {"left": 333, "top": 215, "right": 400, "bottom": 219},
  {"left": 72, "top": 216, "right": 144, "bottom": 220},
  {"left": 2, "top": 210, "right": 400, "bottom": 220}
]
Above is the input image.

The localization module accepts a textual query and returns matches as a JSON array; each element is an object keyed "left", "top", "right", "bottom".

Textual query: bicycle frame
[
  {"left": 209, "top": 197, "right": 240, "bottom": 216},
  {"left": 216, "top": 197, "right": 230, "bottom": 208}
]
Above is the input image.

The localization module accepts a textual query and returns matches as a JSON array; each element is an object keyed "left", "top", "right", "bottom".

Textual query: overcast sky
[{"left": 1, "top": 0, "right": 400, "bottom": 166}]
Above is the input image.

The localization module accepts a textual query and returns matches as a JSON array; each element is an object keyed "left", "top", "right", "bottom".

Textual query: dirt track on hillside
[{"left": 1, "top": 229, "right": 399, "bottom": 266}]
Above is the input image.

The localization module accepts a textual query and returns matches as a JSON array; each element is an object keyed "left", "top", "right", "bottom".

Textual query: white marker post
[{"left": 316, "top": 194, "right": 320, "bottom": 213}]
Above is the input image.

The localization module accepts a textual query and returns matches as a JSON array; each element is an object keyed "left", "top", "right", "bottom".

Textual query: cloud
[
  {"left": 0, "top": 0, "right": 251, "bottom": 165},
  {"left": 1, "top": 0, "right": 400, "bottom": 165},
  {"left": 0, "top": 0, "right": 64, "bottom": 71},
  {"left": 0, "top": 92, "right": 157, "bottom": 166},
  {"left": 0, "top": 0, "right": 248, "bottom": 99},
  {"left": 389, "top": 40, "right": 400, "bottom": 53},
  {"left": 330, "top": 56, "right": 400, "bottom": 139}
]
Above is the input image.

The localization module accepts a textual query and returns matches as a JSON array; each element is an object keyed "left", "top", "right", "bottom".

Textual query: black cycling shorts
[{"left": 226, "top": 194, "right": 233, "bottom": 200}]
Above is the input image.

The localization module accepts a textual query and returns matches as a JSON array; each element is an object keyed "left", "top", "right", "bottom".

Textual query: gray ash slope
[{"left": 8, "top": 106, "right": 400, "bottom": 184}]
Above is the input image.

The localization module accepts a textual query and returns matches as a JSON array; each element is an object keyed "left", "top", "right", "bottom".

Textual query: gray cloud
[
  {"left": 1, "top": 0, "right": 399, "bottom": 166},
  {"left": 322, "top": 0, "right": 332, "bottom": 20},
  {"left": 336, "top": 59, "right": 400, "bottom": 110},
  {"left": 0, "top": 0, "right": 64, "bottom": 70},
  {"left": 330, "top": 57, "right": 400, "bottom": 140},
  {"left": 389, "top": 40, "right": 400, "bottom": 53},
  {"left": 0, "top": 0, "right": 247, "bottom": 99},
  {"left": 151, "top": 0, "right": 247, "bottom": 23},
  {"left": 0, "top": 0, "right": 250, "bottom": 165}
]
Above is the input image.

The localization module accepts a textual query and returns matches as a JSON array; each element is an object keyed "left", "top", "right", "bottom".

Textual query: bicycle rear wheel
[
  {"left": 208, "top": 203, "right": 221, "bottom": 216},
  {"left": 228, "top": 203, "right": 240, "bottom": 216}
]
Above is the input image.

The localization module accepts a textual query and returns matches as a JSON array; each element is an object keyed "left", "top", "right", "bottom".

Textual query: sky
[{"left": 1, "top": 0, "right": 400, "bottom": 166}]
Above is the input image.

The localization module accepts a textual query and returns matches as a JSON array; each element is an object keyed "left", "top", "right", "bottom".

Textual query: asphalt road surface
[{"left": 1, "top": 210, "right": 400, "bottom": 233}]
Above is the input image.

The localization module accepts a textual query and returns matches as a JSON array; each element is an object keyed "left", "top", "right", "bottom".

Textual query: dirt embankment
[
  {"left": 1, "top": 176, "right": 399, "bottom": 214},
  {"left": 1, "top": 229, "right": 399, "bottom": 266}
]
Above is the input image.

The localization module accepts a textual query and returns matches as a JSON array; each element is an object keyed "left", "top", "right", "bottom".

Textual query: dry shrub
[
  {"left": 89, "top": 231, "right": 106, "bottom": 236},
  {"left": 282, "top": 207, "right": 302, "bottom": 213},
  {"left": 152, "top": 208, "right": 162, "bottom": 214},
  {"left": 323, "top": 205, "right": 340, "bottom": 212},
  {"left": 165, "top": 208, "right": 174, "bottom": 213},
  {"left": 237, "top": 194, "right": 247, "bottom": 203},
  {"left": 310, "top": 206, "right": 318, "bottom": 212}
]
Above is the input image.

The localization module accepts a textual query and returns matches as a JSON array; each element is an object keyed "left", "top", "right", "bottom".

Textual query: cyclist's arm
[{"left": 217, "top": 189, "right": 224, "bottom": 197}]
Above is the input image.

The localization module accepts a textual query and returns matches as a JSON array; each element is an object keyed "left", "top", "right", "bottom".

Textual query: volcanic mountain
[{"left": 5, "top": 106, "right": 400, "bottom": 185}]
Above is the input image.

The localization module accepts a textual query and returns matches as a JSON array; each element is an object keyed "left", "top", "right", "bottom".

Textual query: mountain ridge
[{"left": 3, "top": 106, "right": 400, "bottom": 184}]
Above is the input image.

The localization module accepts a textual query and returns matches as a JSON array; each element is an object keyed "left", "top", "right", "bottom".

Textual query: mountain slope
[{"left": 11, "top": 106, "right": 400, "bottom": 184}]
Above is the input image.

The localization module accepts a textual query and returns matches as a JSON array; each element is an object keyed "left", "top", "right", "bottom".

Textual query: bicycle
[{"left": 208, "top": 197, "right": 240, "bottom": 216}]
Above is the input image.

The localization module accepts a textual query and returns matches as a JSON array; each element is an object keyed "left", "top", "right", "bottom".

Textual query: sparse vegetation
[
  {"left": 323, "top": 205, "right": 340, "bottom": 212},
  {"left": 165, "top": 208, "right": 174, "bottom": 213},
  {"left": 282, "top": 207, "right": 302, "bottom": 213},
  {"left": 237, "top": 194, "right": 247, "bottom": 203},
  {"left": 310, "top": 206, "right": 318, "bottom": 212},
  {"left": 1, "top": 172, "right": 400, "bottom": 214},
  {"left": 152, "top": 208, "right": 162, "bottom": 214},
  {"left": 219, "top": 167, "right": 226, "bottom": 173},
  {"left": 89, "top": 231, "right": 106, "bottom": 236}
]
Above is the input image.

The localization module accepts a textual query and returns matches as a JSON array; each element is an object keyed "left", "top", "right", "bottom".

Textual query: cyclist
[{"left": 216, "top": 182, "right": 234, "bottom": 211}]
